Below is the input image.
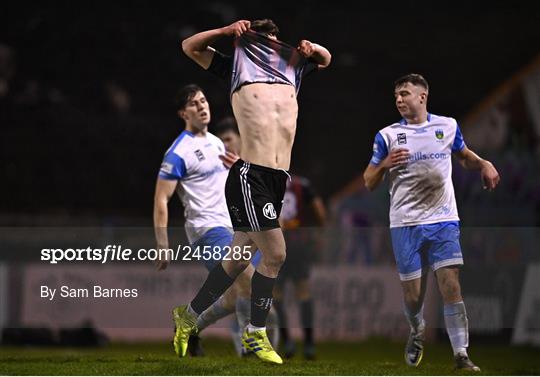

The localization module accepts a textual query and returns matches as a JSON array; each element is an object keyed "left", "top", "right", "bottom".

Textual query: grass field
[{"left": 1, "top": 338, "right": 539, "bottom": 375}]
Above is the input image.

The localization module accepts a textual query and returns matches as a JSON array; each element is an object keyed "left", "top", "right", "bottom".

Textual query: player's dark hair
[
  {"left": 175, "top": 84, "right": 204, "bottom": 111},
  {"left": 394, "top": 73, "right": 429, "bottom": 91},
  {"left": 251, "top": 19, "right": 279, "bottom": 36},
  {"left": 213, "top": 116, "right": 239, "bottom": 137}
]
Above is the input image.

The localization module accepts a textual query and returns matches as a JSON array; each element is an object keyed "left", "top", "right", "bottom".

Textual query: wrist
[
  {"left": 219, "top": 26, "right": 232, "bottom": 36},
  {"left": 479, "top": 159, "right": 491, "bottom": 169}
]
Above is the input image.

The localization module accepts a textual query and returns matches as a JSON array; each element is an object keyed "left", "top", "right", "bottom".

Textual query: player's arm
[
  {"left": 297, "top": 40, "right": 332, "bottom": 69},
  {"left": 181, "top": 20, "right": 251, "bottom": 69},
  {"left": 453, "top": 146, "right": 500, "bottom": 191},
  {"left": 363, "top": 131, "right": 409, "bottom": 192},
  {"left": 219, "top": 150, "right": 240, "bottom": 169},
  {"left": 311, "top": 196, "right": 327, "bottom": 226},
  {"left": 363, "top": 149, "right": 408, "bottom": 191},
  {"left": 153, "top": 178, "right": 178, "bottom": 271}
]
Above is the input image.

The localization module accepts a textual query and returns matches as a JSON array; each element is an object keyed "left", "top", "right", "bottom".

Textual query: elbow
[
  {"left": 181, "top": 39, "right": 192, "bottom": 57},
  {"left": 365, "top": 182, "right": 375, "bottom": 192},
  {"left": 324, "top": 52, "right": 332, "bottom": 67},
  {"left": 317, "top": 53, "right": 332, "bottom": 69},
  {"left": 363, "top": 174, "right": 374, "bottom": 192}
]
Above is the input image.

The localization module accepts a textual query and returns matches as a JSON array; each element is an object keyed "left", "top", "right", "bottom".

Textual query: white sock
[
  {"left": 266, "top": 307, "right": 280, "bottom": 347},
  {"left": 247, "top": 323, "right": 266, "bottom": 333},
  {"left": 235, "top": 297, "right": 251, "bottom": 330},
  {"left": 196, "top": 296, "right": 234, "bottom": 331},
  {"left": 444, "top": 301, "right": 469, "bottom": 356},
  {"left": 229, "top": 316, "right": 244, "bottom": 356}
]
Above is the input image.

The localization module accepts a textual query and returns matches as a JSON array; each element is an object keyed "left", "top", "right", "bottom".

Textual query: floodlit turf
[{"left": 1, "top": 338, "right": 539, "bottom": 375}]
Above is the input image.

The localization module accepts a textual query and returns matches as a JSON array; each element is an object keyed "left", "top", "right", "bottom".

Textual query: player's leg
[
  {"left": 191, "top": 231, "right": 253, "bottom": 314},
  {"left": 429, "top": 221, "right": 480, "bottom": 372},
  {"left": 289, "top": 237, "right": 315, "bottom": 360},
  {"left": 194, "top": 228, "right": 239, "bottom": 336},
  {"left": 272, "top": 260, "right": 291, "bottom": 356},
  {"left": 401, "top": 274, "right": 428, "bottom": 367},
  {"left": 402, "top": 274, "right": 428, "bottom": 331},
  {"left": 227, "top": 161, "right": 288, "bottom": 364},
  {"left": 435, "top": 266, "right": 480, "bottom": 371},
  {"left": 240, "top": 228, "right": 286, "bottom": 364},
  {"left": 173, "top": 231, "right": 253, "bottom": 358},
  {"left": 233, "top": 255, "right": 279, "bottom": 355},
  {"left": 390, "top": 225, "right": 427, "bottom": 367},
  {"left": 293, "top": 278, "right": 315, "bottom": 360}
]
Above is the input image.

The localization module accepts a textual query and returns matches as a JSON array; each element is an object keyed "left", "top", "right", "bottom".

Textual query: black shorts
[{"left": 225, "top": 159, "right": 289, "bottom": 232}]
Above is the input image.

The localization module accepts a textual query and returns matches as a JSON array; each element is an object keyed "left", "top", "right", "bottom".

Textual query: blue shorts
[
  {"left": 191, "top": 227, "right": 261, "bottom": 271},
  {"left": 390, "top": 221, "right": 463, "bottom": 281}
]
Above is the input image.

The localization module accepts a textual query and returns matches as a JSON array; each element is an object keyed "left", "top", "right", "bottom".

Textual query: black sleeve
[
  {"left": 301, "top": 58, "right": 319, "bottom": 78},
  {"left": 207, "top": 50, "right": 233, "bottom": 80}
]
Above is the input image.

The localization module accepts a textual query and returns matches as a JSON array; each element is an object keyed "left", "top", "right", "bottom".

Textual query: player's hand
[
  {"left": 297, "top": 40, "right": 316, "bottom": 58},
  {"left": 219, "top": 151, "right": 240, "bottom": 169},
  {"left": 480, "top": 160, "right": 500, "bottom": 191},
  {"left": 223, "top": 20, "right": 251, "bottom": 37},
  {"left": 382, "top": 148, "right": 410, "bottom": 168},
  {"left": 155, "top": 245, "right": 170, "bottom": 271}
]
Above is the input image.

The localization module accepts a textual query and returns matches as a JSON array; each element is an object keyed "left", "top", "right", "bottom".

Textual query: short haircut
[
  {"left": 175, "top": 84, "right": 204, "bottom": 111},
  {"left": 213, "top": 116, "right": 239, "bottom": 136},
  {"left": 394, "top": 73, "right": 429, "bottom": 92},
  {"left": 251, "top": 19, "right": 279, "bottom": 36}
]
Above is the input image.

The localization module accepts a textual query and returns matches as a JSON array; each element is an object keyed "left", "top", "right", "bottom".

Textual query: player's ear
[{"left": 177, "top": 109, "right": 186, "bottom": 120}]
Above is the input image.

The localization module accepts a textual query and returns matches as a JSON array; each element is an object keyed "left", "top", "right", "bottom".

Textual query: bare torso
[{"left": 231, "top": 83, "right": 298, "bottom": 170}]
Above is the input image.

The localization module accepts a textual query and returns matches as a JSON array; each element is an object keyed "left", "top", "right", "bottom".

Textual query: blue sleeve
[
  {"left": 452, "top": 124, "right": 466, "bottom": 153},
  {"left": 369, "top": 132, "right": 388, "bottom": 165},
  {"left": 158, "top": 152, "right": 186, "bottom": 180}
]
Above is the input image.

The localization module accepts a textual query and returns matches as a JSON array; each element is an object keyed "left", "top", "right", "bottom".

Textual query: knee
[{"left": 268, "top": 247, "right": 286, "bottom": 269}]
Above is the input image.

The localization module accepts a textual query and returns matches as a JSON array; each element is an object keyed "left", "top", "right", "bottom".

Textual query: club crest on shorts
[{"left": 263, "top": 202, "right": 277, "bottom": 220}]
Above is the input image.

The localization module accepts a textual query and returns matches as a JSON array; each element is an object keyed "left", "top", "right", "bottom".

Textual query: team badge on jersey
[
  {"left": 435, "top": 129, "right": 444, "bottom": 140},
  {"left": 397, "top": 133, "right": 407, "bottom": 145},
  {"left": 160, "top": 162, "right": 173, "bottom": 174},
  {"left": 194, "top": 149, "right": 205, "bottom": 161},
  {"left": 263, "top": 203, "right": 277, "bottom": 219}
]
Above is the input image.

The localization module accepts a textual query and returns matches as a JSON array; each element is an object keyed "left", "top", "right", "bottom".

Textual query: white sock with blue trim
[{"left": 444, "top": 301, "right": 469, "bottom": 356}]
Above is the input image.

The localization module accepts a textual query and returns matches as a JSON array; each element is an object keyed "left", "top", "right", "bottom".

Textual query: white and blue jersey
[
  {"left": 158, "top": 130, "right": 262, "bottom": 270},
  {"left": 369, "top": 113, "right": 466, "bottom": 280},
  {"left": 159, "top": 130, "right": 231, "bottom": 244},
  {"left": 370, "top": 113, "right": 465, "bottom": 228}
]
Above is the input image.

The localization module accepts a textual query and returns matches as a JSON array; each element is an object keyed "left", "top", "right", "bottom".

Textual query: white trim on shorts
[
  {"left": 399, "top": 268, "right": 424, "bottom": 281},
  {"left": 239, "top": 162, "right": 260, "bottom": 232},
  {"left": 432, "top": 258, "right": 464, "bottom": 271}
]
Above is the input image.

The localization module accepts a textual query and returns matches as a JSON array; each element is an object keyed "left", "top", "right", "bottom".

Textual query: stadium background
[{"left": 1, "top": 2, "right": 540, "bottom": 375}]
